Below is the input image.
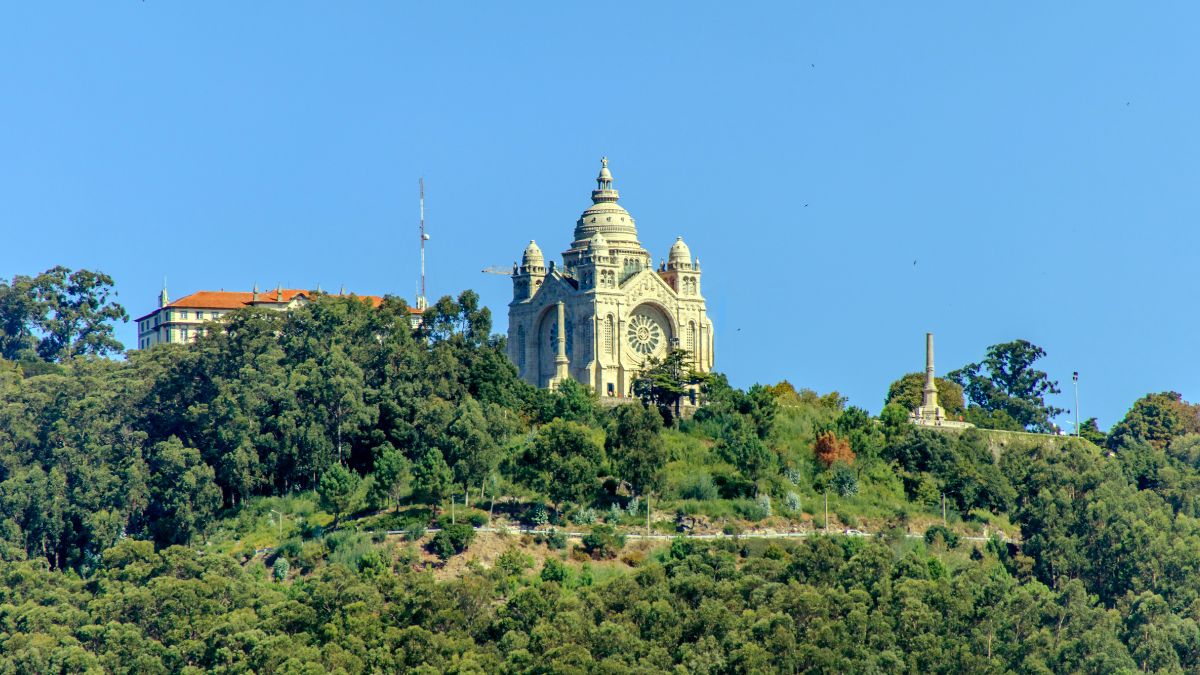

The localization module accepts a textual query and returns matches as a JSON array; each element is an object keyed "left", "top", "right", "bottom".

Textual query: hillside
[{"left": 3, "top": 292, "right": 1200, "bottom": 672}]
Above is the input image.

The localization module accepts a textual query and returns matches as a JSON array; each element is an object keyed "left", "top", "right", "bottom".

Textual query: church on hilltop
[{"left": 507, "top": 158, "right": 714, "bottom": 398}]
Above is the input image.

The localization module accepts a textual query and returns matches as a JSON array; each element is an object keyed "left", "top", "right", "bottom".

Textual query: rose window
[{"left": 626, "top": 314, "right": 663, "bottom": 355}]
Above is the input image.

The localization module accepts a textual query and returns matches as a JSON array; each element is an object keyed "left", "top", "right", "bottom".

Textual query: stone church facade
[{"left": 507, "top": 159, "right": 714, "bottom": 397}]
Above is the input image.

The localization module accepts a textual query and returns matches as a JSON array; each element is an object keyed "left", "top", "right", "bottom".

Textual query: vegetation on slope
[{"left": 4, "top": 268, "right": 1200, "bottom": 671}]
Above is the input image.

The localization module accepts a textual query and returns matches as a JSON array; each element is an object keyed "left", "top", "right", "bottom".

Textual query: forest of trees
[{"left": 4, "top": 267, "right": 1200, "bottom": 672}]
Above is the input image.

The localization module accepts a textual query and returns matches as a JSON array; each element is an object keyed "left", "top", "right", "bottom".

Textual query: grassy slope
[{"left": 205, "top": 403, "right": 1080, "bottom": 580}]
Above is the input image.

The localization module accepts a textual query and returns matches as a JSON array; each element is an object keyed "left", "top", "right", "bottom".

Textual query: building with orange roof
[{"left": 134, "top": 284, "right": 404, "bottom": 349}]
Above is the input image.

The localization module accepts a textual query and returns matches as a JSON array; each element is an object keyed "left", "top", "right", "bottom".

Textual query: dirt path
[{"left": 389, "top": 525, "right": 1013, "bottom": 544}]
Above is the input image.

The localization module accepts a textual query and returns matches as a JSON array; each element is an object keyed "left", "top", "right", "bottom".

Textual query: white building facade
[
  {"left": 134, "top": 287, "right": 396, "bottom": 349},
  {"left": 507, "top": 159, "right": 714, "bottom": 398}
]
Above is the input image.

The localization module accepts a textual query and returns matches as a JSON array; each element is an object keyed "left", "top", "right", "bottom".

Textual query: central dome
[{"left": 571, "top": 158, "right": 641, "bottom": 249}]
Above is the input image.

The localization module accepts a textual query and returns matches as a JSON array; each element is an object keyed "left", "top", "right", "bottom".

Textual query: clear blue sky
[{"left": 2, "top": 3, "right": 1197, "bottom": 430}]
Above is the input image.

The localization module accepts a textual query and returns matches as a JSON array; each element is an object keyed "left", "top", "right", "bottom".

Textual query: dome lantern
[
  {"left": 592, "top": 156, "right": 619, "bottom": 203},
  {"left": 573, "top": 157, "right": 641, "bottom": 249}
]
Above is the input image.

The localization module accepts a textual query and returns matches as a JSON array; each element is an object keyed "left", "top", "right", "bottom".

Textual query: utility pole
[
  {"left": 824, "top": 490, "right": 829, "bottom": 535},
  {"left": 941, "top": 493, "right": 947, "bottom": 526},
  {"left": 270, "top": 510, "right": 284, "bottom": 539},
  {"left": 488, "top": 474, "right": 497, "bottom": 525},
  {"left": 1073, "top": 371, "right": 1080, "bottom": 437}
]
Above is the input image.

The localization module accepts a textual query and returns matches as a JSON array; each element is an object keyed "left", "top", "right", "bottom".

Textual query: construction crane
[{"left": 481, "top": 265, "right": 514, "bottom": 275}]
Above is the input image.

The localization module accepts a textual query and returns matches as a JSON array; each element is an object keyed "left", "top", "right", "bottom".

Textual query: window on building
[
  {"left": 604, "top": 315, "right": 615, "bottom": 356},
  {"left": 196, "top": 311, "right": 205, "bottom": 320},
  {"left": 517, "top": 326, "right": 526, "bottom": 371},
  {"left": 179, "top": 310, "right": 189, "bottom": 320}
]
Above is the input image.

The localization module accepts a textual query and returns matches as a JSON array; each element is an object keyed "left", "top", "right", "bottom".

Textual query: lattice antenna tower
[{"left": 416, "top": 177, "right": 430, "bottom": 310}]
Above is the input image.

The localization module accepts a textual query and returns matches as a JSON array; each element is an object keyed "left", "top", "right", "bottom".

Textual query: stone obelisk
[
  {"left": 912, "top": 332, "right": 947, "bottom": 426},
  {"left": 922, "top": 332, "right": 939, "bottom": 412},
  {"left": 910, "top": 332, "right": 973, "bottom": 428}
]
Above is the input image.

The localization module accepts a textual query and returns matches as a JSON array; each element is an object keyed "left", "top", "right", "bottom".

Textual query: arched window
[
  {"left": 604, "top": 315, "right": 614, "bottom": 357},
  {"left": 518, "top": 326, "right": 526, "bottom": 371}
]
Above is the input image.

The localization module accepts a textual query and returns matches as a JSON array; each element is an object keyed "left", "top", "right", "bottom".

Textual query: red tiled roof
[{"left": 136, "top": 289, "right": 397, "bottom": 321}]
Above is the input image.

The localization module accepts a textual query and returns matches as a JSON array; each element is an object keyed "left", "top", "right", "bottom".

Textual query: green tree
[
  {"left": 884, "top": 373, "right": 965, "bottom": 417},
  {"left": 830, "top": 464, "right": 859, "bottom": 497},
  {"left": 1108, "top": 391, "right": 1200, "bottom": 451},
  {"left": 1079, "top": 417, "right": 1108, "bottom": 447},
  {"left": 429, "top": 523, "right": 475, "bottom": 561},
  {"left": 695, "top": 376, "right": 778, "bottom": 440},
  {"left": 411, "top": 447, "right": 453, "bottom": 505},
  {"left": 580, "top": 524, "right": 626, "bottom": 559},
  {"left": 517, "top": 419, "right": 604, "bottom": 512},
  {"left": 34, "top": 267, "right": 129, "bottom": 360},
  {"left": 606, "top": 403, "right": 667, "bottom": 497},
  {"left": 272, "top": 556, "right": 290, "bottom": 581},
  {"left": 299, "top": 343, "right": 375, "bottom": 466},
  {"left": 717, "top": 416, "right": 774, "bottom": 487},
  {"left": 533, "top": 378, "right": 598, "bottom": 426},
  {"left": 317, "top": 464, "right": 361, "bottom": 526},
  {"left": 541, "top": 557, "right": 568, "bottom": 583},
  {"left": 446, "top": 398, "right": 501, "bottom": 500},
  {"left": 836, "top": 406, "right": 886, "bottom": 462},
  {"left": 632, "top": 348, "right": 705, "bottom": 423},
  {"left": 1167, "top": 434, "right": 1200, "bottom": 468},
  {"left": 0, "top": 267, "right": 128, "bottom": 361},
  {"left": 145, "top": 437, "right": 222, "bottom": 546},
  {"left": 419, "top": 290, "right": 492, "bottom": 346},
  {"left": 947, "top": 340, "right": 1065, "bottom": 433},
  {"left": 367, "top": 443, "right": 407, "bottom": 511},
  {"left": 0, "top": 275, "right": 39, "bottom": 360},
  {"left": 879, "top": 403, "right": 910, "bottom": 440}
]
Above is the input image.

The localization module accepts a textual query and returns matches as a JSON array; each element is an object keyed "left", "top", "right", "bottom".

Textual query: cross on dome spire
[{"left": 593, "top": 156, "right": 617, "bottom": 202}]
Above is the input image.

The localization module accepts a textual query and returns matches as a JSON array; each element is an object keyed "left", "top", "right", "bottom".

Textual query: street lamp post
[{"left": 1072, "top": 372, "right": 1080, "bottom": 437}]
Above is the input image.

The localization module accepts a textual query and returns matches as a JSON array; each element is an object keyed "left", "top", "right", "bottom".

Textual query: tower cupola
[
  {"left": 513, "top": 240, "right": 547, "bottom": 302},
  {"left": 667, "top": 236, "right": 692, "bottom": 270},
  {"left": 522, "top": 240, "right": 545, "bottom": 270}
]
